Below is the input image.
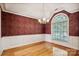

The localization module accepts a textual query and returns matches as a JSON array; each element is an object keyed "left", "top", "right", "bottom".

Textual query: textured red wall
[
  {"left": 1, "top": 11, "right": 44, "bottom": 36},
  {"left": 69, "top": 12, "right": 79, "bottom": 36},
  {"left": 45, "top": 22, "right": 51, "bottom": 34},
  {"left": 2, "top": 11, "right": 79, "bottom": 36}
]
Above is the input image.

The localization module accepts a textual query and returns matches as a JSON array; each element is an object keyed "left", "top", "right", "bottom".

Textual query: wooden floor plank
[{"left": 15, "top": 43, "right": 46, "bottom": 56}]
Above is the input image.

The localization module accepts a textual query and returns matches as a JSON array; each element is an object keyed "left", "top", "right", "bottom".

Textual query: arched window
[{"left": 51, "top": 13, "right": 69, "bottom": 42}]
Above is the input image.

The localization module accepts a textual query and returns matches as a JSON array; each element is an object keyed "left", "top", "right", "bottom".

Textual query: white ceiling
[{"left": 1, "top": 3, "right": 79, "bottom": 20}]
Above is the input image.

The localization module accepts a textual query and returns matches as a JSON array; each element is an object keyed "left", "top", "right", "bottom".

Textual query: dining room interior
[{"left": 0, "top": 3, "right": 79, "bottom": 56}]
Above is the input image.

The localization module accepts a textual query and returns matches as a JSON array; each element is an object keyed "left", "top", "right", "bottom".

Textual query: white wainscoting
[
  {"left": 45, "top": 34, "right": 79, "bottom": 50},
  {"left": 1, "top": 34, "right": 79, "bottom": 51},
  {"left": 0, "top": 39, "right": 3, "bottom": 55},
  {"left": 2, "top": 34, "right": 45, "bottom": 50}
]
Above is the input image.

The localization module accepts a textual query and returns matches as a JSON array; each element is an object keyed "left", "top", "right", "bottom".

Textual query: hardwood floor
[
  {"left": 2, "top": 41, "right": 78, "bottom": 56},
  {"left": 1, "top": 41, "right": 53, "bottom": 56}
]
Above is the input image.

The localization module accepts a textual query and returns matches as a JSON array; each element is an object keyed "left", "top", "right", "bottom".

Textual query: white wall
[{"left": 2, "top": 34, "right": 45, "bottom": 50}]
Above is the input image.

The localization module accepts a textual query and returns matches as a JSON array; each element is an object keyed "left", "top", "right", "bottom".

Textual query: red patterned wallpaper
[
  {"left": 1, "top": 11, "right": 44, "bottom": 36},
  {"left": 69, "top": 12, "right": 79, "bottom": 36},
  {"left": 1, "top": 10, "right": 79, "bottom": 36},
  {"left": 45, "top": 22, "right": 51, "bottom": 34}
]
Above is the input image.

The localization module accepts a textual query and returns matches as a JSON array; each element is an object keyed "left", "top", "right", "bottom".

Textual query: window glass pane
[
  {"left": 53, "top": 21, "right": 67, "bottom": 32},
  {"left": 55, "top": 14, "right": 68, "bottom": 23}
]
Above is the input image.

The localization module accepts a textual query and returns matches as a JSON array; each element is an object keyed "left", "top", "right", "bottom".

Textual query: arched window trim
[{"left": 51, "top": 13, "right": 69, "bottom": 42}]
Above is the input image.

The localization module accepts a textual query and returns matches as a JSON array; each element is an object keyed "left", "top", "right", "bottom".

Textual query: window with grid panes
[{"left": 52, "top": 13, "right": 69, "bottom": 42}]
